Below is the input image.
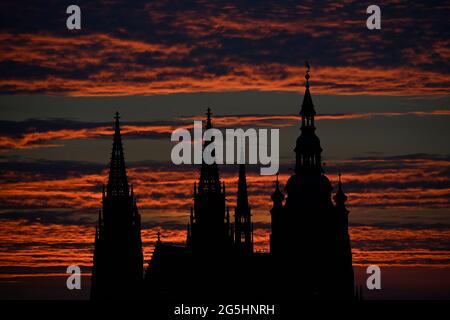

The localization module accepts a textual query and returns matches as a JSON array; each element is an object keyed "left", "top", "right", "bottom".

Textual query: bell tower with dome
[{"left": 269, "top": 63, "right": 354, "bottom": 299}]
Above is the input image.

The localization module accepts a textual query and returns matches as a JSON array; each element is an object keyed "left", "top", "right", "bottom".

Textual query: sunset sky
[{"left": 0, "top": 0, "right": 449, "bottom": 299}]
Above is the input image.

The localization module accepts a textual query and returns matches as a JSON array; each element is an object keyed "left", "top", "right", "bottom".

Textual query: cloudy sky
[{"left": 0, "top": 0, "right": 449, "bottom": 299}]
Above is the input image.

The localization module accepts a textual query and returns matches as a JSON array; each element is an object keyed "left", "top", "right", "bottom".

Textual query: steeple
[
  {"left": 234, "top": 163, "right": 253, "bottom": 253},
  {"left": 188, "top": 108, "right": 230, "bottom": 252},
  {"left": 300, "top": 61, "right": 316, "bottom": 119},
  {"left": 107, "top": 112, "right": 129, "bottom": 198},
  {"left": 237, "top": 164, "right": 250, "bottom": 214},
  {"left": 91, "top": 112, "right": 143, "bottom": 300},
  {"left": 198, "top": 108, "right": 221, "bottom": 194},
  {"left": 294, "top": 62, "right": 323, "bottom": 175}
]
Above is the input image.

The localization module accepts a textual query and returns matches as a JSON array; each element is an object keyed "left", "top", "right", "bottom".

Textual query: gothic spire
[
  {"left": 107, "top": 112, "right": 129, "bottom": 197},
  {"left": 91, "top": 112, "right": 143, "bottom": 300},
  {"left": 189, "top": 108, "right": 230, "bottom": 252},
  {"left": 236, "top": 164, "right": 250, "bottom": 213},
  {"left": 235, "top": 163, "right": 252, "bottom": 253},
  {"left": 300, "top": 61, "right": 316, "bottom": 118},
  {"left": 236, "top": 136, "right": 249, "bottom": 210},
  {"left": 198, "top": 108, "right": 221, "bottom": 194},
  {"left": 294, "top": 63, "right": 323, "bottom": 175}
]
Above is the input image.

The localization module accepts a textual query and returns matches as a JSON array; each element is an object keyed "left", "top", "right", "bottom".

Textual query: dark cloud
[
  {"left": 0, "top": 118, "right": 183, "bottom": 138},
  {"left": 1, "top": 109, "right": 448, "bottom": 150},
  {"left": 0, "top": 159, "right": 103, "bottom": 180},
  {"left": 0, "top": 0, "right": 448, "bottom": 95},
  {"left": 350, "top": 221, "right": 450, "bottom": 230},
  {"left": 0, "top": 209, "right": 94, "bottom": 226}
]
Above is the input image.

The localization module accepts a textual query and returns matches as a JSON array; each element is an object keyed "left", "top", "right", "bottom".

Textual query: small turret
[
  {"left": 270, "top": 173, "right": 284, "bottom": 255},
  {"left": 334, "top": 173, "right": 349, "bottom": 214},
  {"left": 271, "top": 173, "right": 284, "bottom": 205}
]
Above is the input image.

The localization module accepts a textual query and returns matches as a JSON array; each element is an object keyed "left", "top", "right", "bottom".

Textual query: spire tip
[
  {"left": 305, "top": 61, "right": 311, "bottom": 85},
  {"left": 205, "top": 107, "right": 212, "bottom": 128}
]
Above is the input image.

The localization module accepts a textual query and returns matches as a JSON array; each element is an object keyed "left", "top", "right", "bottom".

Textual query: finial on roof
[{"left": 305, "top": 61, "right": 311, "bottom": 86}]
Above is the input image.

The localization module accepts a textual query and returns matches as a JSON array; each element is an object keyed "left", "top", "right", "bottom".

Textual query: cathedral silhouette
[{"left": 91, "top": 67, "right": 355, "bottom": 300}]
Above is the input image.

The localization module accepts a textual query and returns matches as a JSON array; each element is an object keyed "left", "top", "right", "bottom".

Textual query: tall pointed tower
[
  {"left": 91, "top": 112, "right": 143, "bottom": 299},
  {"left": 234, "top": 163, "right": 253, "bottom": 254},
  {"left": 187, "top": 108, "right": 232, "bottom": 253},
  {"left": 272, "top": 63, "right": 354, "bottom": 299},
  {"left": 294, "top": 63, "right": 323, "bottom": 176}
]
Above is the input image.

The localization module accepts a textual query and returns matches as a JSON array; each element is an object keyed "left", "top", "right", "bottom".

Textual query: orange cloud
[
  {"left": 1, "top": 30, "right": 449, "bottom": 95},
  {"left": 1, "top": 220, "right": 449, "bottom": 280},
  {"left": 1, "top": 156, "right": 448, "bottom": 226},
  {"left": 0, "top": 124, "right": 177, "bottom": 150}
]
